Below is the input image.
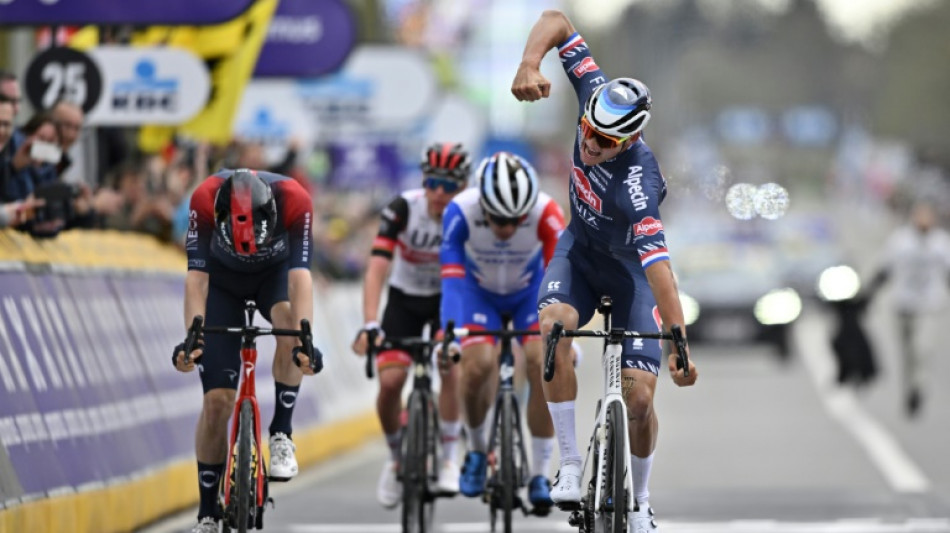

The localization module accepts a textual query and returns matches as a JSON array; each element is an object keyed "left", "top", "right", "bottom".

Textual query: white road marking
[
  {"left": 795, "top": 313, "right": 930, "bottom": 493},
  {"left": 287, "top": 518, "right": 950, "bottom": 533}
]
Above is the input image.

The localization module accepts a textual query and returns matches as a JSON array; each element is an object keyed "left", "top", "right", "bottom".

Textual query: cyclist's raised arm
[
  {"left": 512, "top": 10, "right": 575, "bottom": 101},
  {"left": 439, "top": 201, "right": 469, "bottom": 334}
]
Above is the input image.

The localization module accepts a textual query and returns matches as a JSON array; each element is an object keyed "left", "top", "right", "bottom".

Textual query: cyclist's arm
[
  {"left": 643, "top": 261, "right": 685, "bottom": 335},
  {"left": 440, "top": 201, "right": 469, "bottom": 331},
  {"left": 184, "top": 270, "right": 209, "bottom": 329},
  {"left": 537, "top": 197, "right": 566, "bottom": 267},
  {"left": 289, "top": 268, "right": 314, "bottom": 328},
  {"left": 363, "top": 195, "right": 408, "bottom": 323},
  {"left": 520, "top": 10, "right": 575, "bottom": 71}
]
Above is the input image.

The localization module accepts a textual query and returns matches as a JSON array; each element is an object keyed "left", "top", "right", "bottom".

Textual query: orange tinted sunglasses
[{"left": 580, "top": 115, "right": 629, "bottom": 150}]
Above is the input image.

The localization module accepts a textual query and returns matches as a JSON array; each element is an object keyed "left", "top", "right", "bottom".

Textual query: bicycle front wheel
[
  {"left": 233, "top": 399, "right": 256, "bottom": 533},
  {"left": 603, "top": 402, "right": 628, "bottom": 533},
  {"left": 401, "top": 391, "right": 434, "bottom": 533},
  {"left": 498, "top": 393, "right": 516, "bottom": 533}
]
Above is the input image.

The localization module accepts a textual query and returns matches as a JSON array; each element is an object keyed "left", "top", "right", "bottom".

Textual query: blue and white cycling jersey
[
  {"left": 441, "top": 188, "right": 564, "bottom": 337},
  {"left": 559, "top": 32, "right": 670, "bottom": 268}
]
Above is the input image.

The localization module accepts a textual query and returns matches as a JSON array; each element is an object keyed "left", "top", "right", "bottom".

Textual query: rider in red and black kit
[{"left": 173, "top": 168, "right": 322, "bottom": 533}]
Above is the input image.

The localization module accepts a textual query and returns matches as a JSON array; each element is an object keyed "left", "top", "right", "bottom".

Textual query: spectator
[
  {"left": 868, "top": 200, "right": 950, "bottom": 417},
  {"left": 50, "top": 99, "right": 84, "bottom": 177},
  {"left": 0, "top": 99, "right": 41, "bottom": 227},
  {"left": 5, "top": 111, "right": 60, "bottom": 202},
  {"left": 0, "top": 70, "right": 21, "bottom": 120}
]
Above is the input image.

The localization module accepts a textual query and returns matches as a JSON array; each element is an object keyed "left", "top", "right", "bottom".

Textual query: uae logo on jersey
[
  {"left": 572, "top": 167, "right": 602, "bottom": 213},
  {"left": 634, "top": 216, "right": 663, "bottom": 236}
]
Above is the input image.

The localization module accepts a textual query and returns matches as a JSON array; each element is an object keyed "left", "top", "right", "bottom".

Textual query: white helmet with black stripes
[{"left": 476, "top": 152, "right": 539, "bottom": 219}]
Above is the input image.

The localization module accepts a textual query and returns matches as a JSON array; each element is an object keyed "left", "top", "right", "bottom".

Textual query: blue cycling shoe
[
  {"left": 528, "top": 475, "right": 553, "bottom": 508},
  {"left": 459, "top": 451, "right": 487, "bottom": 497}
]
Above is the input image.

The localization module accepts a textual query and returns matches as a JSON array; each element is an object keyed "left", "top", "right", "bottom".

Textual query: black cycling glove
[{"left": 293, "top": 344, "right": 324, "bottom": 374}]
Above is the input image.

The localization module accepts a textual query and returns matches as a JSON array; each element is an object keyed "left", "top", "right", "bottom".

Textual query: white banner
[{"left": 85, "top": 46, "right": 210, "bottom": 126}]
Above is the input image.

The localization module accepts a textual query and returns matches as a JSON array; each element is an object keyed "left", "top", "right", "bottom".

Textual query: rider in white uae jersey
[{"left": 374, "top": 189, "right": 444, "bottom": 297}]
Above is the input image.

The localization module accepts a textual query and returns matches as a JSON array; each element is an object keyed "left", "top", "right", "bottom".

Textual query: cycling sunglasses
[
  {"left": 486, "top": 213, "right": 526, "bottom": 227},
  {"left": 580, "top": 115, "right": 630, "bottom": 150},
  {"left": 423, "top": 176, "right": 464, "bottom": 193}
]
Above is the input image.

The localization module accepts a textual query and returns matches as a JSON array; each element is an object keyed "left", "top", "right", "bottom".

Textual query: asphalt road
[{"left": 141, "top": 305, "right": 950, "bottom": 533}]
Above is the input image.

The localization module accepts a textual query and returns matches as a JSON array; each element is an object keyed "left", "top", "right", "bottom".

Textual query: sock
[
  {"left": 269, "top": 382, "right": 300, "bottom": 437},
  {"left": 197, "top": 461, "right": 224, "bottom": 520},
  {"left": 467, "top": 419, "right": 488, "bottom": 453},
  {"left": 631, "top": 452, "right": 654, "bottom": 506},
  {"left": 440, "top": 419, "right": 462, "bottom": 463},
  {"left": 385, "top": 429, "right": 403, "bottom": 462},
  {"left": 531, "top": 436, "right": 555, "bottom": 478},
  {"left": 547, "top": 401, "right": 581, "bottom": 465}
]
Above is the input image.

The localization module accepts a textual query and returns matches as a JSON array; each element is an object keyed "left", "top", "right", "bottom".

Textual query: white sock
[
  {"left": 631, "top": 452, "right": 654, "bottom": 505},
  {"left": 440, "top": 419, "right": 462, "bottom": 463},
  {"left": 547, "top": 401, "right": 581, "bottom": 465},
  {"left": 531, "top": 436, "right": 555, "bottom": 478},
  {"left": 385, "top": 429, "right": 402, "bottom": 462},
  {"left": 467, "top": 419, "right": 488, "bottom": 453}
]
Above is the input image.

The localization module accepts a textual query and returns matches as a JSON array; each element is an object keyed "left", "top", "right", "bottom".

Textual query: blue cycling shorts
[
  {"left": 457, "top": 283, "right": 540, "bottom": 347},
  {"left": 537, "top": 231, "right": 662, "bottom": 375}
]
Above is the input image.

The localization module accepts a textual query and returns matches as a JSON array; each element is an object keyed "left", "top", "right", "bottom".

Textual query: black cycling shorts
[
  {"left": 378, "top": 287, "right": 440, "bottom": 369},
  {"left": 198, "top": 260, "right": 290, "bottom": 392}
]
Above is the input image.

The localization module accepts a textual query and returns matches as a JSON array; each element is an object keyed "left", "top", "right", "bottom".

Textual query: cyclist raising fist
[{"left": 512, "top": 10, "right": 697, "bottom": 533}]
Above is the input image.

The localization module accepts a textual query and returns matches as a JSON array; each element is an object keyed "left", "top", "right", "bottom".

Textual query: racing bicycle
[
  {"left": 183, "top": 300, "right": 317, "bottom": 532},
  {"left": 365, "top": 321, "right": 457, "bottom": 533},
  {"left": 543, "top": 296, "right": 688, "bottom": 533},
  {"left": 447, "top": 315, "right": 549, "bottom": 533}
]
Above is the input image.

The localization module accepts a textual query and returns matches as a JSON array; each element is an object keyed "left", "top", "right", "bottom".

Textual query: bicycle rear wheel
[
  {"left": 603, "top": 402, "right": 628, "bottom": 533},
  {"left": 401, "top": 391, "right": 434, "bottom": 533},
  {"left": 230, "top": 399, "right": 256, "bottom": 533}
]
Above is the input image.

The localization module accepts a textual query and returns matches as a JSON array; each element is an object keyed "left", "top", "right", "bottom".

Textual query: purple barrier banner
[
  {"left": 253, "top": 0, "right": 356, "bottom": 78},
  {"left": 0, "top": 0, "right": 254, "bottom": 26}
]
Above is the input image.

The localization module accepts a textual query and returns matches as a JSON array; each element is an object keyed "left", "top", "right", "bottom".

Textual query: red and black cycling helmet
[
  {"left": 419, "top": 142, "right": 471, "bottom": 181},
  {"left": 213, "top": 168, "right": 277, "bottom": 255}
]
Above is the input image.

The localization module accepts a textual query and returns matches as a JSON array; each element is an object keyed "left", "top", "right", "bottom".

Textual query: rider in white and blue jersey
[
  {"left": 511, "top": 10, "right": 698, "bottom": 532},
  {"left": 440, "top": 152, "right": 565, "bottom": 508}
]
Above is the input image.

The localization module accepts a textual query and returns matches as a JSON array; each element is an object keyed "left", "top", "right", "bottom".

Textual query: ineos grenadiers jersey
[
  {"left": 372, "top": 189, "right": 443, "bottom": 297},
  {"left": 559, "top": 32, "right": 670, "bottom": 269},
  {"left": 440, "top": 189, "right": 565, "bottom": 329},
  {"left": 186, "top": 169, "right": 313, "bottom": 273}
]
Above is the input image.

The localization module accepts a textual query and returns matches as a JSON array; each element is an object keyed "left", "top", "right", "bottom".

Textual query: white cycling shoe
[
  {"left": 630, "top": 504, "right": 658, "bottom": 532},
  {"left": 436, "top": 459, "right": 460, "bottom": 494},
  {"left": 191, "top": 516, "right": 219, "bottom": 533},
  {"left": 268, "top": 433, "right": 298, "bottom": 481},
  {"left": 550, "top": 462, "right": 583, "bottom": 504},
  {"left": 377, "top": 460, "right": 401, "bottom": 509}
]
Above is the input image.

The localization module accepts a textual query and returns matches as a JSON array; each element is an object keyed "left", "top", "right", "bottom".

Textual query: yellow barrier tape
[{"left": 0, "top": 229, "right": 186, "bottom": 273}]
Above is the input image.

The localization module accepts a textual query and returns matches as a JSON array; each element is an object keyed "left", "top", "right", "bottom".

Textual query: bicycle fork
[{"left": 585, "top": 342, "right": 634, "bottom": 515}]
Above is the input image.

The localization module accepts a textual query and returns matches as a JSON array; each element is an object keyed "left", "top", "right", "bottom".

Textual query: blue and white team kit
[
  {"left": 440, "top": 188, "right": 565, "bottom": 346},
  {"left": 541, "top": 32, "right": 671, "bottom": 375}
]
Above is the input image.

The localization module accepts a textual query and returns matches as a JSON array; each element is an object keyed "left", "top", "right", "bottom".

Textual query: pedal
[
  {"left": 556, "top": 501, "right": 582, "bottom": 512},
  {"left": 568, "top": 511, "right": 584, "bottom": 527}
]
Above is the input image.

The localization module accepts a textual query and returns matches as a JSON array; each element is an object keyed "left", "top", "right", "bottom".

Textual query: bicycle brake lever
[
  {"left": 441, "top": 321, "right": 455, "bottom": 369},
  {"left": 670, "top": 324, "right": 689, "bottom": 377},
  {"left": 298, "top": 319, "right": 317, "bottom": 372},
  {"left": 543, "top": 321, "right": 563, "bottom": 382},
  {"left": 184, "top": 315, "right": 203, "bottom": 365}
]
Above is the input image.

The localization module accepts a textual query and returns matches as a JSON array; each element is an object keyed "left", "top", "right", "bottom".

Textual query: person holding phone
[{"left": 4, "top": 111, "right": 61, "bottom": 203}]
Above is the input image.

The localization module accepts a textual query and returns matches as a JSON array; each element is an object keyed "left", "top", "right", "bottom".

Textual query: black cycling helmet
[
  {"left": 419, "top": 142, "right": 471, "bottom": 181},
  {"left": 213, "top": 168, "right": 277, "bottom": 255}
]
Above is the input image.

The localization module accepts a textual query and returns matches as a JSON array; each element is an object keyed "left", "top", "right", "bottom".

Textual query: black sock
[
  {"left": 197, "top": 461, "right": 225, "bottom": 520},
  {"left": 269, "top": 382, "right": 300, "bottom": 437}
]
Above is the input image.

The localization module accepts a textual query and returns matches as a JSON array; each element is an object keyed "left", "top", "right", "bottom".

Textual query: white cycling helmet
[
  {"left": 477, "top": 152, "right": 539, "bottom": 219},
  {"left": 583, "top": 77, "right": 652, "bottom": 139}
]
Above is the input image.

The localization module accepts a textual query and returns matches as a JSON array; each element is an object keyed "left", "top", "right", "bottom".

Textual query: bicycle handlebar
[
  {"left": 184, "top": 316, "right": 318, "bottom": 372},
  {"left": 364, "top": 321, "right": 458, "bottom": 379},
  {"left": 542, "top": 322, "right": 689, "bottom": 382}
]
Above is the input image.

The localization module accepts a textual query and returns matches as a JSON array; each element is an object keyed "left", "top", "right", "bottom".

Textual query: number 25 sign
[{"left": 24, "top": 47, "right": 103, "bottom": 114}]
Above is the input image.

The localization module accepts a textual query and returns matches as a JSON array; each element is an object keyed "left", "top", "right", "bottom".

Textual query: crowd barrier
[{"left": 0, "top": 229, "right": 377, "bottom": 533}]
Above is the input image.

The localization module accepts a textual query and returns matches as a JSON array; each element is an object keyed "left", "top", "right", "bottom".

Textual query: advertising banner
[
  {"left": 254, "top": 0, "right": 356, "bottom": 78},
  {"left": 0, "top": 0, "right": 254, "bottom": 26},
  {"left": 85, "top": 47, "right": 211, "bottom": 126}
]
